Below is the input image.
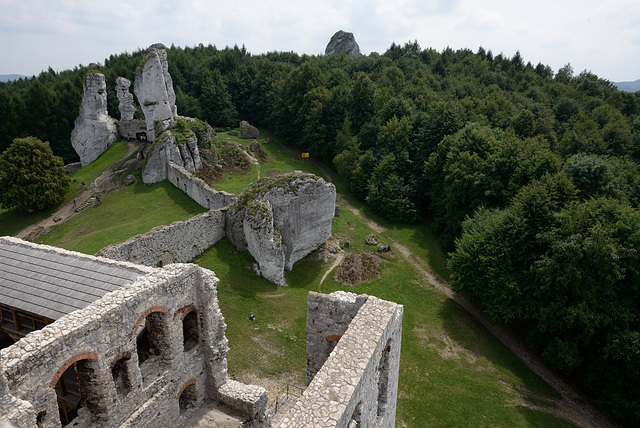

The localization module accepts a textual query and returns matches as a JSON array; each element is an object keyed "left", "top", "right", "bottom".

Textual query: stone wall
[
  {"left": 278, "top": 291, "right": 403, "bottom": 428},
  {"left": 97, "top": 210, "right": 227, "bottom": 267},
  {"left": 0, "top": 263, "right": 268, "bottom": 428},
  {"left": 116, "top": 120, "right": 146, "bottom": 140},
  {"left": 168, "top": 162, "right": 237, "bottom": 210},
  {"left": 304, "top": 291, "right": 368, "bottom": 384}
]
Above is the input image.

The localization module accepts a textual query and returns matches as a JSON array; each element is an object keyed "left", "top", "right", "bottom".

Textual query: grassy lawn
[
  {"left": 37, "top": 179, "right": 205, "bottom": 254},
  {"left": 208, "top": 129, "right": 327, "bottom": 195},
  {"left": 14, "top": 127, "right": 577, "bottom": 426}
]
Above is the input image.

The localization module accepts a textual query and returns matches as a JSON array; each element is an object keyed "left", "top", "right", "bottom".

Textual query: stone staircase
[{"left": 74, "top": 195, "right": 97, "bottom": 213}]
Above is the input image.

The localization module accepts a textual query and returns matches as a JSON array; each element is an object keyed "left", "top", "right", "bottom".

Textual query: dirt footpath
[{"left": 16, "top": 142, "right": 138, "bottom": 241}]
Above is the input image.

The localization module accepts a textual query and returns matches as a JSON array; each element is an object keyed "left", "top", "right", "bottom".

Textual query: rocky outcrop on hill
[
  {"left": 133, "top": 45, "right": 217, "bottom": 184},
  {"left": 115, "top": 77, "right": 136, "bottom": 121},
  {"left": 142, "top": 118, "right": 204, "bottom": 184},
  {"left": 227, "top": 172, "right": 336, "bottom": 285},
  {"left": 240, "top": 120, "right": 260, "bottom": 139},
  {"left": 134, "top": 46, "right": 177, "bottom": 141},
  {"left": 325, "top": 30, "right": 360, "bottom": 56},
  {"left": 70, "top": 72, "right": 117, "bottom": 166}
]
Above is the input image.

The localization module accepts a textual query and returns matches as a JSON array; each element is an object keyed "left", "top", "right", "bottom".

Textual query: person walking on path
[
  {"left": 96, "top": 194, "right": 101, "bottom": 205},
  {"left": 73, "top": 198, "right": 76, "bottom": 209},
  {"left": 92, "top": 180, "right": 96, "bottom": 189}
]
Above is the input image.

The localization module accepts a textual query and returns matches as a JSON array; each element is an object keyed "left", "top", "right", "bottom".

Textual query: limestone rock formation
[
  {"left": 115, "top": 77, "right": 136, "bottom": 121},
  {"left": 142, "top": 118, "right": 204, "bottom": 184},
  {"left": 244, "top": 198, "right": 287, "bottom": 285},
  {"left": 133, "top": 45, "right": 214, "bottom": 184},
  {"left": 227, "top": 172, "right": 336, "bottom": 285},
  {"left": 324, "top": 30, "right": 360, "bottom": 56},
  {"left": 70, "top": 73, "right": 117, "bottom": 166},
  {"left": 134, "top": 46, "right": 177, "bottom": 141},
  {"left": 240, "top": 120, "right": 259, "bottom": 139}
]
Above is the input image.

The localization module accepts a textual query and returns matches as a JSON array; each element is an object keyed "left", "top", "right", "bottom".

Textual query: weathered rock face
[
  {"left": 240, "top": 120, "right": 259, "bottom": 139},
  {"left": 227, "top": 172, "right": 336, "bottom": 285},
  {"left": 70, "top": 73, "right": 117, "bottom": 166},
  {"left": 115, "top": 77, "right": 136, "bottom": 121},
  {"left": 325, "top": 30, "right": 360, "bottom": 56},
  {"left": 115, "top": 119, "right": 146, "bottom": 140},
  {"left": 244, "top": 199, "right": 287, "bottom": 286},
  {"left": 142, "top": 118, "right": 203, "bottom": 184},
  {"left": 134, "top": 47, "right": 177, "bottom": 141}
]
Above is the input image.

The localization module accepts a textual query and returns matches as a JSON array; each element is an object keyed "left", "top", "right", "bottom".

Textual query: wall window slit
[{"left": 182, "top": 310, "right": 199, "bottom": 352}]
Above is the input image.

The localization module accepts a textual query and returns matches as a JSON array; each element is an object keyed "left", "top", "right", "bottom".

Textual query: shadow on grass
[
  {"left": 0, "top": 206, "right": 54, "bottom": 237},
  {"left": 517, "top": 406, "right": 577, "bottom": 427},
  {"left": 286, "top": 258, "right": 327, "bottom": 290},
  {"left": 193, "top": 238, "right": 279, "bottom": 297}
]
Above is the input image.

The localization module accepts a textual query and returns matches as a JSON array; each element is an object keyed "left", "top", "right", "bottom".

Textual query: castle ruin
[{"left": 0, "top": 237, "right": 403, "bottom": 428}]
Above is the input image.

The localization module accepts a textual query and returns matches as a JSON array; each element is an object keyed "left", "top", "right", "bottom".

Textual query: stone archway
[
  {"left": 52, "top": 354, "right": 106, "bottom": 426},
  {"left": 177, "top": 379, "right": 197, "bottom": 415}
]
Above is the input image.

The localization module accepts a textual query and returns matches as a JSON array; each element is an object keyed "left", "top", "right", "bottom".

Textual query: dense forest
[{"left": 2, "top": 42, "right": 640, "bottom": 425}]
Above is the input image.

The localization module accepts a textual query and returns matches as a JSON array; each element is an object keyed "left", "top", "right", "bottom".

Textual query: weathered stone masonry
[
  {"left": 0, "top": 239, "right": 403, "bottom": 428},
  {"left": 97, "top": 209, "right": 227, "bottom": 267},
  {"left": 168, "top": 161, "right": 237, "bottom": 210},
  {"left": 277, "top": 291, "right": 403, "bottom": 428},
  {"left": 0, "top": 249, "right": 267, "bottom": 428},
  {"left": 100, "top": 170, "right": 336, "bottom": 288}
]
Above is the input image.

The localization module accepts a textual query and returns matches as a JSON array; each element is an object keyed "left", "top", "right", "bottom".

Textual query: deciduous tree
[{"left": 0, "top": 137, "right": 70, "bottom": 212}]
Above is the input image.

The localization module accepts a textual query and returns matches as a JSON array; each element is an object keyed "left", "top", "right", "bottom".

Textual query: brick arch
[
  {"left": 177, "top": 377, "right": 198, "bottom": 415},
  {"left": 176, "top": 378, "right": 197, "bottom": 399},
  {"left": 173, "top": 306, "right": 194, "bottom": 321},
  {"left": 49, "top": 352, "right": 99, "bottom": 387},
  {"left": 131, "top": 305, "right": 168, "bottom": 335},
  {"left": 110, "top": 351, "right": 131, "bottom": 368}
]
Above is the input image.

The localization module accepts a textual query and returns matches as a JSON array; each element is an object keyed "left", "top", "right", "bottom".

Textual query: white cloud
[{"left": 0, "top": 0, "right": 638, "bottom": 81}]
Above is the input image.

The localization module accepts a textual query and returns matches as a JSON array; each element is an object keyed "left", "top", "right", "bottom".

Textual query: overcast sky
[{"left": 1, "top": 0, "right": 639, "bottom": 82}]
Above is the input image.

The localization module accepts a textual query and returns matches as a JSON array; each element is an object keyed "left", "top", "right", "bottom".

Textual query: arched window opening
[
  {"left": 136, "top": 311, "right": 168, "bottom": 367},
  {"left": 178, "top": 383, "right": 197, "bottom": 415},
  {"left": 182, "top": 310, "right": 199, "bottom": 352},
  {"left": 55, "top": 363, "right": 81, "bottom": 425},
  {"left": 54, "top": 359, "right": 103, "bottom": 426},
  {"left": 376, "top": 339, "right": 392, "bottom": 420},
  {"left": 111, "top": 355, "right": 132, "bottom": 395},
  {"left": 136, "top": 325, "right": 152, "bottom": 366}
]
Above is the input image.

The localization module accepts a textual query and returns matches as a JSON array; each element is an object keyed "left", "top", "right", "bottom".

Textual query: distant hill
[
  {"left": 613, "top": 79, "right": 640, "bottom": 92},
  {"left": 0, "top": 74, "right": 28, "bottom": 82}
]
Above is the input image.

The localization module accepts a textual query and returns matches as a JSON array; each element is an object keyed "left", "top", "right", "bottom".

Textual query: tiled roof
[{"left": 0, "top": 238, "right": 147, "bottom": 320}]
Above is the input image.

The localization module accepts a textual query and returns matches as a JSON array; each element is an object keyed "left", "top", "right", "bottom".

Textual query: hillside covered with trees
[{"left": 2, "top": 42, "right": 640, "bottom": 425}]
